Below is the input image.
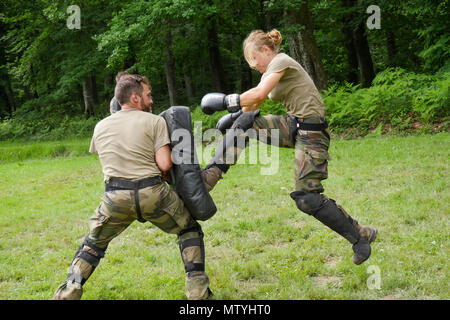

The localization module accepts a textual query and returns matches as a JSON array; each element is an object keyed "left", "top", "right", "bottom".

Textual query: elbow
[
  {"left": 158, "top": 161, "right": 172, "bottom": 173},
  {"left": 155, "top": 145, "right": 172, "bottom": 173}
]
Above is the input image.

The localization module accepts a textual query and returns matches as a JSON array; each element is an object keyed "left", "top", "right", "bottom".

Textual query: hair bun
[
  {"left": 243, "top": 29, "right": 282, "bottom": 66},
  {"left": 267, "top": 29, "right": 282, "bottom": 46}
]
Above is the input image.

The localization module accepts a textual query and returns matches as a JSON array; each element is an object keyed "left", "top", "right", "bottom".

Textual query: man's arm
[
  {"left": 240, "top": 70, "right": 286, "bottom": 112},
  {"left": 89, "top": 132, "right": 97, "bottom": 154},
  {"left": 155, "top": 144, "right": 172, "bottom": 173}
]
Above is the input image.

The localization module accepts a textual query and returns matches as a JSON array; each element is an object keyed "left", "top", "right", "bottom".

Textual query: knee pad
[
  {"left": 291, "top": 192, "right": 360, "bottom": 244},
  {"left": 290, "top": 191, "right": 326, "bottom": 215},
  {"left": 177, "top": 225, "right": 205, "bottom": 274},
  {"left": 67, "top": 237, "right": 106, "bottom": 285},
  {"left": 232, "top": 109, "right": 260, "bottom": 131},
  {"left": 76, "top": 237, "right": 106, "bottom": 267}
]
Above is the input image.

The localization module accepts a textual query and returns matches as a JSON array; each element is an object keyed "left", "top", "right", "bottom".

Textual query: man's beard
[
  {"left": 143, "top": 104, "right": 152, "bottom": 113},
  {"left": 140, "top": 100, "right": 152, "bottom": 113}
]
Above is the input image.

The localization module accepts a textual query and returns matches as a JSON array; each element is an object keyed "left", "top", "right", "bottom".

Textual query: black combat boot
[{"left": 291, "top": 192, "right": 372, "bottom": 265}]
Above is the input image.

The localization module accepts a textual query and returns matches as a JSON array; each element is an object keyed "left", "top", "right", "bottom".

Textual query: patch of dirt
[
  {"left": 325, "top": 256, "right": 341, "bottom": 269},
  {"left": 313, "top": 276, "right": 343, "bottom": 288},
  {"left": 293, "top": 220, "right": 308, "bottom": 229},
  {"left": 268, "top": 241, "right": 290, "bottom": 248}
]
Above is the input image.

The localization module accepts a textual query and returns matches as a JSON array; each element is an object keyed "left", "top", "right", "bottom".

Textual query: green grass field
[{"left": 0, "top": 133, "right": 448, "bottom": 300}]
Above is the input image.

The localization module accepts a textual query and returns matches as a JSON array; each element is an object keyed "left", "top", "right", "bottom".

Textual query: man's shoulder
[
  {"left": 95, "top": 111, "right": 166, "bottom": 130},
  {"left": 94, "top": 115, "right": 112, "bottom": 130},
  {"left": 143, "top": 111, "right": 165, "bottom": 121},
  {"left": 122, "top": 110, "right": 164, "bottom": 122}
]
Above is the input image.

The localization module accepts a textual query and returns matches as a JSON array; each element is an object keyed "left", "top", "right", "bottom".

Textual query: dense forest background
[{"left": 0, "top": 0, "right": 448, "bottom": 140}]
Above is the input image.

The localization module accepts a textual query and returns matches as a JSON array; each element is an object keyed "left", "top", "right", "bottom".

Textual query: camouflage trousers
[
  {"left": 53, "top": 182, "right": 210, "bottom": 300},
  {"left": 219, "top": 114, "right": 331, "bottom": 193}
]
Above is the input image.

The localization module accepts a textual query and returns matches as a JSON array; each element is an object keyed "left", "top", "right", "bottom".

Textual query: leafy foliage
[
  {"left": 0, "top": 0, "right": 448, "bottom": 140},
  {"left": 323, "top": 66, "right": 450, "bottom": 135}
]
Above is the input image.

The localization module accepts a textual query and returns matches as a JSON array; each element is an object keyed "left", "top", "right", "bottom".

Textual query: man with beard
[{"left": 53, "top": 73, "right": 212, "bottom": 300}]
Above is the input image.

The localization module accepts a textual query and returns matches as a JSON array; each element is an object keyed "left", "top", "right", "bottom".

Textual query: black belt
[
  {"left": 298, "top": 121, "right": 328, "bottom": 131},
  {"left": 296, "top": 118, "right": 330, "bottom": 141},
  {"left": 105, "top": 176, "right": 162, "bottom": 223}
]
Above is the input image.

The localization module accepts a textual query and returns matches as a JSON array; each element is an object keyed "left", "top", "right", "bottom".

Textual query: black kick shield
[{"left": 159, "top": 106, "right": 217, "bottom": 221}]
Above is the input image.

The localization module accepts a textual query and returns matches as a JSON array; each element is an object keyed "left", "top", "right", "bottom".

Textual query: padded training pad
[{"left": 159, "top": 106, "right": 217, "bottom": 221}]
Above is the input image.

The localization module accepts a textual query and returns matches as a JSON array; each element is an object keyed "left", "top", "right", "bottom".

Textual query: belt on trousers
[
  {"left": 105, "top": 176, "right": 162, "bottom": 223},
  {"left": 295, "top": 117, "right": 330, "bottom": 141}
]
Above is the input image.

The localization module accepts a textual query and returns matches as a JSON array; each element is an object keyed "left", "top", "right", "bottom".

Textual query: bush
[
  {"left": 190, "top": 67, "right": 449, "bottom": 137},
  {"left": 323, "top": 67, "right": 450, "bottom": 135},
  {"left": 0, "top": 113, "right": 102, "bottom": 141},
  {"left": 2, "top": 68, "right": 448, "bottom": 141}
]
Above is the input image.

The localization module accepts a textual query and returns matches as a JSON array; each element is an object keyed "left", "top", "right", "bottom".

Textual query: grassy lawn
[{"left": 0, "top": 133, "right": 448, "bottom": 300}]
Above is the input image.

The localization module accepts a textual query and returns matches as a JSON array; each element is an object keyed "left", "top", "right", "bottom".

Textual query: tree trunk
[
  {"left": 353, "top": 22, "right": 375, "bottom": 87},
  {"left": 184, "top": 73, "right": 194, "bottom": 105},
  {"left": 90, "top": 75, "right": 99, "bottom": 105},
  {"left": 164, "top": 30, "right": 179, "bottom": 106},
  {"left": 240, "top": 59, "right": 253, "bottom": 92},
  {"left": 103, "top": 73, "right": 114, "bottom": 101},
  {"left": 208, "top": 19, "right": 227, "bottom": 92},
  {"left": 343, "top": 0, "right": 376, "bottom": 88},
  {"left": 77, "top": 84, "right": 84, "bottom": 113},
  {"left": 0, "top": 86, "right": 12, "bottom": 117},
  {"left": 342, "top": 23, "right": 359, "bottom": 84},
  {"left": 104, "top": 73, "right": 114, "bottom": 89},
  {"left": 283, "top": 1, "right": 328, "bottom": 91},
  {"left": 258, "top": 0, "right": 272, "bottom": 30},
  {"left": 386, "top": 30, "right": 397, "bottom": 66},
  {"left": 4, "top": 79, "right": 16, "bottom": 115},
  {"left": 82, "top": 77, "right": 96, "bottom": 116}
]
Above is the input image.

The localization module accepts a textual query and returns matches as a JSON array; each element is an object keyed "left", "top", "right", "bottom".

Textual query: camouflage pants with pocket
[
  {"left": 219, "top": 114, "right": 331, "bottom": 193},
  {"left": 53, "top": 182, "right": 210, "bottom": 300}
]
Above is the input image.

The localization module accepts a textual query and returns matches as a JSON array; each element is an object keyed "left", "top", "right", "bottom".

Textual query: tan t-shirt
[
  {"left": 261, "top": 53, "right": 325, "bottom": 119},
  {"left": 89, "top": 109, "right": 171, "bottom": 181}
]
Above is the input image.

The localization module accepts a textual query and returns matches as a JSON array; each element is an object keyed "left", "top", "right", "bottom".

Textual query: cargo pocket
[
  {"left": 90, "top": 202, "right": 111, "bottom": 227},
  {"left": 88, "top": 202, "right": 112, "bottom": 242},
  {"left": 159, "top": 186, "right": 184, "bottom": 217},
  {"left": 306, "top": 148, "right": 331, "bottom": 169}
]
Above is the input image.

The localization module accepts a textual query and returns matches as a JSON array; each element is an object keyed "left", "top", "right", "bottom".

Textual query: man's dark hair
[
  {"left": 114, "top": 73, "right": 150, "bottom": 105},
  {"left": 115, "top": 71, "right": 130, "bottom": 83}
]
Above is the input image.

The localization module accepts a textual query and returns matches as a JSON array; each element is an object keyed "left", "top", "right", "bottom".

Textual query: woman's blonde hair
[{"left": 243, "top": 29, "right": 282, "bottom": 68}]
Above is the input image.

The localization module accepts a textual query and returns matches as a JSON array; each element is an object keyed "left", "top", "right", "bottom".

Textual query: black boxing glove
[
  {"left": 224, "top": 94, "right": 241, "bottom": 113},
  {"left": 201, "top": 93, "right": 226, "bottom": 114},
  {"left": 201, "top": 93, "right": 241, "bottom": 114},
  {"left": 216, "top": 110, "right": 243, "bottom": 134}
]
